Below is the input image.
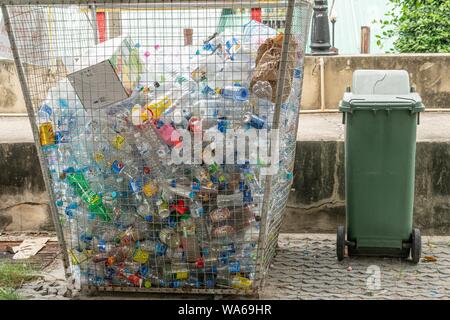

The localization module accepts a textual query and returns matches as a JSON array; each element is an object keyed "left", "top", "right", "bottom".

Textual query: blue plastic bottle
[{"left": 219, "top": 86, "right": 249, "bottom": 101}]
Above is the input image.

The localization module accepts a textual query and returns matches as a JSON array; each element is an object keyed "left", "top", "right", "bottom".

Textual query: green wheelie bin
[{"left": 336, "top": 70, "right": 425, "bottom": 263}]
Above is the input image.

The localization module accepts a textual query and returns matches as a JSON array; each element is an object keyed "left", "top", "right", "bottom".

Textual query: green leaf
[{"left": 374, "top": 0, "right": 450, "bottom": 53}]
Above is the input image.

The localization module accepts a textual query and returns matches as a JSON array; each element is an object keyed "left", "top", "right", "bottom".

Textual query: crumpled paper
[
  {"left": 11, "top": 237, "right": 49, "bottom": 260},
  {"left": 250, "top": 34, "right": 298, "bottom": 103}
]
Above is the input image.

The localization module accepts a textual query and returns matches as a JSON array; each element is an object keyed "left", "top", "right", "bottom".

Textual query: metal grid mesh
[{"left": 2, "top": 0, "right": 312, "bottom": 294}]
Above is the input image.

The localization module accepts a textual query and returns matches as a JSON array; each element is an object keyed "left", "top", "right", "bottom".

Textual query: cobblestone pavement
[
  {"left": 4, "top": 233, "right": 450, "bottom": 300},
  {"left": 0, "top": 233, "right": 78, "bottom": 300},
  {"left": 260, "top": 234, "right": 450, "bottom": 300},
  {"left": 16, "top": 258, "right": 79, "bottom": 300}
]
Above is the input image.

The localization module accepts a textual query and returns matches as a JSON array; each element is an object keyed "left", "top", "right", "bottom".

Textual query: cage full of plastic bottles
[{"left": 1, "top": 0, "right": 312, "bottom": 295}]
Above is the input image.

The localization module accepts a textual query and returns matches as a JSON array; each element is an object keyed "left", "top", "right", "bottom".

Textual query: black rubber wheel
[
  {"left": 336, "top": 226, "right": 345, "bottom": 261},
  {"left": 411, "top": 228, "right": 421, "bottom": 264}
]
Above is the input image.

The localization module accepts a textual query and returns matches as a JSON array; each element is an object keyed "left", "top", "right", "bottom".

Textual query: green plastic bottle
[{"left": 66, "top": 172, "right": 111, "bottom": 222}]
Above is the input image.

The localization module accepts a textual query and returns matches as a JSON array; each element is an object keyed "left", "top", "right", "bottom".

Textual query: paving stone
[
  {"left": 10, "top": 233, "right": 450, "bottom": 300},
  {"left": 34, "top": 285, "right": 43, "bottom": 292},
  {"left": 48, "top": 287, "right": 58, "bottom": 295},
  {"left": 261, "top": 234, "right": 450, "bottom": 300}
]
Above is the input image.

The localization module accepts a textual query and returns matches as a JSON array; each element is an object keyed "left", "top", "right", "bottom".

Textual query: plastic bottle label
[
  {"left": 39, "top": 122, "right": 55, "bottom": 146},
  {"left": 133, "top": 248, "right": 149, "bottom": 264},
  {"left": 112, "top": 135, "right": 125, "bottom": 150},
  {"left": 111, "top": 160, "right": 125, "bottom": 174},
  {"left": 143, "top": 182, "right": 158, "bottom": 197}
]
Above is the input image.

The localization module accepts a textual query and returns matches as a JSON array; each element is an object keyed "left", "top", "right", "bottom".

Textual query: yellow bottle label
[
  {"left": 132, "top": 104, "right": 150, "bottom": 126},
  {"left": 146, "top": 96, "right": 172, "bottom": 118},
  {"left": 94, "top": 152, "right": 105, "bottom": 164},
  {"left": 143, "top": 182, "right": 158, "bottom": 197},
  {"left": 39, "top": 122, "right": 55, "bottom": 146},
  {"left": 232, "top": 276, "right": 253, "bottom": 289},
  {"left": 68, "top": 249, "right": 80, "bottom": 265},
  {"left": 176, "top": 271, "right": 189, "bottom": 280},
  {"left": 133, "top": 248, "right": 149, "bottom": 264},
  {"left": 144, "top": 280, "right": 152, "bottom": 288},
  {"left": 112, "top": 135, "right": 125, "bottom": 150},
  {"left": 89, "top": 194, "right": 102, "bottom": 207}
]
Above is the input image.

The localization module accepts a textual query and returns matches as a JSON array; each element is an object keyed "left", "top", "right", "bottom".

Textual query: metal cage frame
[{"left": 1, "top": 0, "right": 312, "bottom": 296}]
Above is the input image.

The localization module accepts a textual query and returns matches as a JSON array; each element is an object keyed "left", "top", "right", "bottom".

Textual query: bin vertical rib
[
  {"left": 89, "top": 5, "right": 100, "bottom": 45},
  {"left": 256, "top": 0, "right": 297, "bottom": 288},
  {"left": 1, "top": 4, "right": 71, "bottom": 277}
]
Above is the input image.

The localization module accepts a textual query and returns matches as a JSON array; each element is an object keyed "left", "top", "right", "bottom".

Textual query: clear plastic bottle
[
  {"left": 37, "top": 103, "right": 53, "bottom": 123},
  {"left": 217, "top": 85, "right": 249, "bottom": 101}
]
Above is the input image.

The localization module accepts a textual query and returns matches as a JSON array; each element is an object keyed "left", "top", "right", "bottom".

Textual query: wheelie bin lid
[{"left": 339, "top": 70, "right": 425, "bottom": 113}]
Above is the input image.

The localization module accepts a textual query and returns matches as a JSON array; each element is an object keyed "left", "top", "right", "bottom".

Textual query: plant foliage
[{"left": 376, "top": 0, "right": 450, "bottom": 53}]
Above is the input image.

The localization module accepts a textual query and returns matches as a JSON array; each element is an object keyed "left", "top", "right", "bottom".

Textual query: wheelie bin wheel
[
  {"left": 411, "top": 228, "right": 421, "bottom": 264},
  {"left": 336, "top": 226, "right": 345, "bottom": 261}
]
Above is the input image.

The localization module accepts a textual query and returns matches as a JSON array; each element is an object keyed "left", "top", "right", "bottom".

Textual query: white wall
[{"left": 323, "top": 0, "right": 396, "bottom": 54}]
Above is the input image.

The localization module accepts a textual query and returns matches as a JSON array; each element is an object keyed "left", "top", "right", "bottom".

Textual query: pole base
[{"left": 307, "top": 51, "right": 338, "bottom": 56}]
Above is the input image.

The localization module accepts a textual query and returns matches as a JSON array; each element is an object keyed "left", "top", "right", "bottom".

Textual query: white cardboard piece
[
  {"left": 66, "top": 36, "right": 143, "bottom": 110},
  {"left": 67, "top": 60, "right": 129, "bottom": 110},
  {"left": 12, "top": 237, "right": 50, "bottom": 260}
]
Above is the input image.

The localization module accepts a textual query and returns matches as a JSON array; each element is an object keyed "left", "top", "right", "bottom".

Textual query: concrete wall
[
  {"left": 0, "top": 60, "right": 26, "bottom": 113},
  {"left": 2, "top": 139, "right": 449, "bottom": 235},
  {"left": 282, "top": 141, "right": 450, "bottom": 235},
  {"left": 0, "top": 143, "right": 53, "bottom": 232},
  {"left": 1, "top": 54, "right": 449, "bottom": 114},
  {"left": 301, "top": 54, "right": 450, "bottom": 110},
  {"left": 0, "top": 59, "right": 65, "bottom": 114}
]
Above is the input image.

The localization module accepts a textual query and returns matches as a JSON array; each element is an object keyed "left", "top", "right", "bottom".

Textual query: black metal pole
[{"left": 309, "top": 0, "right": 337, "bottom": 55}]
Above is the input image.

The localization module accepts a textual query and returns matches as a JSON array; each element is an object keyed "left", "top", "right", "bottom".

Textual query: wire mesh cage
[{"left": 1, "top": 0, "right": 312, "bottom": 295}]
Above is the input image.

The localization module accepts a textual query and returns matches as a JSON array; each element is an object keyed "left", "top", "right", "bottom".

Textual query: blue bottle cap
[
  {"left": 64, "top": 208, "right": 74, "bottom": 218},
  {"left": 217, "top": 118, "right": 229, "bottom": 133},
  {"left": 205, "top": 279, "right": 215, "bottom": 288},
  {"left": 191, "top": 178, "right": 201, "bottom": 191},
  {"left": 229, "top": 261, "right": 240, "bottom": 273},
  {"left": 64, "top": 167, "right": 75, "bottom": 174},
  {"left": 140, "top": 266, "right": 149, "bottom": 276},
  {"left": 98, "top": 240, "right": 106, "bottom": 252},
  {"left": 80, "top": 232, "right": 93, "bottom": 243},
  {"left": 58, "top": 98, "right": 69, "bottom": 108},
  {"left": 156, "top": 242, "right": 167, "bottom": 256},
  {"left": 168, "top": 216, "right": 177, "bottom": 228},
  {"left": 67, "top": 202, "right": 78, "bottom": 209}
]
